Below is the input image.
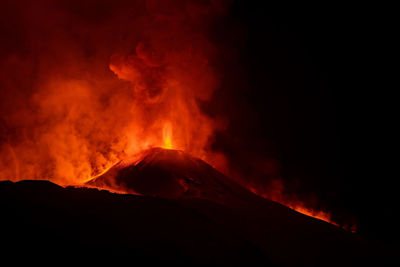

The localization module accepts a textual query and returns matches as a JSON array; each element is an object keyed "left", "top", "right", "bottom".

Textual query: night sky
[{"left": 214, "top": 1, "right": 398, "bottom": 245}]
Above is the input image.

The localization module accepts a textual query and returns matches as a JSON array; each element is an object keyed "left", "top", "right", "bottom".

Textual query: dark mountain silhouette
[
  {"left": 87, "top": 147, "right": 264, "bottom": 206},
  {"left": 1, "top": 148, "right": 398, "bottom": 265},
  {"left": 1, "top": 180, "right": 271, "bottom": 266}
]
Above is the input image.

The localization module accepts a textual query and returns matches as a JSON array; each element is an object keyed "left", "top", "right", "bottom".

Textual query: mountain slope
[
  {"left": 1, "top": 148, "right": 397, "bottom": 265},
  {"left": 87, "top": 147, "right": 271, "bottom": 206},
  {"left": 0, "top": 180, "right": 271, "bottom": 266},
  {"left": 1, "top": 180, "right": 397, "bottom": 266}
]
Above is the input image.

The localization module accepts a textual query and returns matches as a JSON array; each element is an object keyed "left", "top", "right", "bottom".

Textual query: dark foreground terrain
[{"left": 1, "top": 179, "right": 397, "bottom": 266}]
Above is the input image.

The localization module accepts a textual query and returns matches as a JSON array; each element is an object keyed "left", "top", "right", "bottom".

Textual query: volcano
[
  {"left": 78, "top": 147, "right": 394, "bottom": 266},
  {"left": 87, "top": 147, "right": 262, "bottom": 206}
]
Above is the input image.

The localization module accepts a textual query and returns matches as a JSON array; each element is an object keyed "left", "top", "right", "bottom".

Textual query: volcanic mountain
[
  {"left": 1, "top": 148, "right": 398, "bottom": 266},
  {"left": 87, "top": 147, "right": 262, "bottom": 206}
]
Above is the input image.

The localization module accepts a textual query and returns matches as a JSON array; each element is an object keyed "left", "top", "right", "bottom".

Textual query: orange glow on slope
[
  {"left": 287, "top": 204, "right": 338, "bottom": 227},
  {"left": 247, "top": 185, "right": 339, "bottom": 227}
]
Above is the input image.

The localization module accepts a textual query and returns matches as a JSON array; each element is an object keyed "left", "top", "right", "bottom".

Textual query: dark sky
[{"left": 215, "top": 1, "right": 398, "bottom": 245}]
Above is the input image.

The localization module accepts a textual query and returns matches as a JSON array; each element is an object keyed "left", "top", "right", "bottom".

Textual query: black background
[{"left": 212, "top": 1, "right": 398, "bottom": 245}]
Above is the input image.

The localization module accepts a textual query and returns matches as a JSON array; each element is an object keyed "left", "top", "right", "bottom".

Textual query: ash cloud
[{"left": 0, "top": 0, "right": 230, "bottom": 184}]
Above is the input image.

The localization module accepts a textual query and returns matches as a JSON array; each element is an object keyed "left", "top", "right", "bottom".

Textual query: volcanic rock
[
  {"left": 87, "top": 147, "right": 261, "bottom": 206},
  {"left": 1, "top": 180, "right": 397, "bottom": 266},
  {"left": 1, "top": 148, "right": 398, "bottom": 266}
]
